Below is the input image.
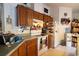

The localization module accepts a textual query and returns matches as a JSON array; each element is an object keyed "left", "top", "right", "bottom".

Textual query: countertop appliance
[
  {"left": 0, "top": 33, "right": 16, "bottom": 45},
  {"left": 0, "top": 34, "right": 5, "bottom": 45}
]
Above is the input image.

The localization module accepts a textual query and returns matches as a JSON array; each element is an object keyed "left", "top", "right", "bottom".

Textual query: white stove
[{"left": 37, "top": 35, "right": 48, "bottom": 56}]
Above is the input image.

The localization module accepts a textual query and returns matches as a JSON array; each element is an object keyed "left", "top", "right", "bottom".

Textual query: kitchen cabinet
[
  {"left": 38, "top": 13, "right": 43, "bottom": 20},
  {"left": 18, "top": 42, "right": 26, "bottom": 56},
  {"left": 43, "top": 14, "right": 49, "bottom": 22},
  {"left": 10, "top": 49, "right": 18, "bottom": 56},
  {"left": 17, "top": 5, "right": 27, "bottom": 26},
  {"left": 10, "top": 42, "right": 26, "bottom": 56},
  {"left": 43, "top": 14, "right": 53, "bottom": 22},
  {"left": 33, "top": 11, "right": 43, "bottom": 20},
  {"left": 33, "top": 11, "right": 39, "bottom": 19},
  {"left": 48, "top": 34, "right": 54, "bottom": 49},
  {"left": 17, "top": 5, "right": 53, "bottom": 26},
  {"left": 26, "top": 38, "right": 38, "bottom": 56},
  {"left": 17, "top": 5, "right": 33, "bottom": 26},
  {"left": 10, "top": 37, "right": 38, "bottom": 56},
  {"left": 26, "top": 7, "right": 33, "bottom": 26}
]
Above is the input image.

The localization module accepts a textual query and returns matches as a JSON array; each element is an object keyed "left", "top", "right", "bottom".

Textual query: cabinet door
[
  {"left": 43, "top": 15, "right": 53, "bottom": 22},
  {"left": 10, "top": 49, "right": 18, "bottom": 56},
  {"left": 48, "top": 34, "right": 54, "bottom": 49},
  {"left": 33, "top": 11, "right": 43, "bottom": 20},
  {"left": 18, "top": 42, "right": 26, "bottom": 56},
  {"left": 38, "top": 13, "right": 43, "bottom": 20},
  {"left": 17, "top": 5, "right": 27, "bottom": 26},
  {"left": 26, "top": 38, "right": 38, "bottom": 56},
  {"left": 26, "top": 8, "right": 33, "bottom": 26},
  {"left": 43, "top": 15, "right": 48, "bottom": 22},
  {"left": 33, "top": 11, "right": 39, "bottom": 19}
]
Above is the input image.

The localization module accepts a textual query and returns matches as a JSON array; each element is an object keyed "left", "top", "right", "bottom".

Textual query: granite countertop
[
  {"left": 0, "top": 34, "right": 49, "bottom": 56},
  {"left": 0, "top": 43, "right": 20, "bottom": 56},
  {"left": 0, "top": 35, "right": 37, "bottom": 56},
  {"left": 0, "top": 34, "right": 50, "bottom": 56}
]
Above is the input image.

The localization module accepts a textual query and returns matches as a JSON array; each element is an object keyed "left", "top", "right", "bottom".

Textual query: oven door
[{"left": 37, "top": 35, "right": 48, "bottom": 55}]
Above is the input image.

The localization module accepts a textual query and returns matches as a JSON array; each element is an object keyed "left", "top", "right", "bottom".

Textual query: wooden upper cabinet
[
  {"left": 43, "top": 14, "right": 49, "bottom": 22},
  {"left": 17, "top": 5, "right": 33, "bottom": 26},
  {"left": 33, "top": 11, "right": 43, "bottom": 20},
  {"left": 43, "top": 14, "right": 53, "bottom": 22},
  {"left": 18, "top": 42, "right": 26, "bottom": 56},
  {"left": 26, "top": 8, "right": 33, "bottom": 26},
  {"left": 38, "top": 13, "right": 43, "bottom": 20},
  {"left": 33, "top": 11, "right": 39, "bottom": 19},
  {"left": 17, "top": 5, "right": 53, "bottom": 26},
  {"left": 17, "top": 5, "right": 27, "bottom": 26}
]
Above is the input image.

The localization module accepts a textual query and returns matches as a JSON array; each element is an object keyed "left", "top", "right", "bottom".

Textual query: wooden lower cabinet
[
  {"left": 10, "top": 49, "right": 18, "bottom": 56},
  {"left": 10, "top": 38, "right": 38, "bottom": 56},
  {"left": 26, "top": 38, "right": 38, "bottom": 56},
  {"left": 48, "top": 34, "right": 54, "bottom": 49},
  {"left": 18, "top": 42, "right": 26, "bottom": 56}
]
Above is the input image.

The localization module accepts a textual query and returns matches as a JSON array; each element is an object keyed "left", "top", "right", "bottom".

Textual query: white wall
[
  {"left": 72, "top": 12, "right": 79, "bottom": 19},
  {"left": 3, "top": 3, "right": 18, "bottom": 32},
  {"left": 34, "top": 3, "right": 44, "bottom": 13},
  {"left": 34, "top": 3, "right": 51, "bottom": 16},
  {"left": 50, "top": 7, "right": 59, "bottom": 23},
  {"left": 59, "top": 7, "right": 72, "bottom": 23}
]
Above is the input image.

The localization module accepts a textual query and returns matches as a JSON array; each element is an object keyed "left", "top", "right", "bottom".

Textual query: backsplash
[{"left": 13, "top": 26, "right": 30, "bottom": 35}]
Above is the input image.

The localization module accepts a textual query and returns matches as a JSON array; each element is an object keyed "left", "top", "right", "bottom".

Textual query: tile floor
[{"left": 41, "top": 45, "right": 76, "bottom": 56}]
